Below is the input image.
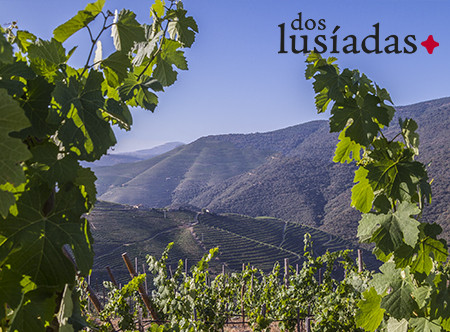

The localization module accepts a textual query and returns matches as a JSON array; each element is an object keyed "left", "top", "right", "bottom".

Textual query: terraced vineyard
[
  {"left": 88, "top": 202, "right": 378, "bottom": 284},
  {"left": 89, "top": 202, "right": 206, "bottom": 284},
  {"left": 194, "top": 213, "right": 378, "bottom": 272}
]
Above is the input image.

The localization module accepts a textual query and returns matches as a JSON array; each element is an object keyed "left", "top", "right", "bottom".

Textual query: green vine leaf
[
  {"left": 28, "top": 143, "right": 79, "bottom": 186},
  {"left": 152, "top": 39, "right": 188, "bottom": 87},
  {"left": 151, "top": 0, "right": 165, "bottom": 18},
  {"left": 57, "top": 284, "right": 88, "bottom": 331},
  {"left": 366, "top": 140, "right": 430, "bottom": 203},
  {"left": 53, "top": 70, "right": 116, "bottom": 161},
  {"left": 0, "top": 89, "right": 31, "bottom": 218},
  {"left": 101, "top": 51, "right": 131, "bottom": 88},
  {"left": 380, "top": 276, "right": 416, "bottom": 320},
  {"left": 118, "top": 74, "right": 163, "bottom": 111},
  {"left": 386, "top": 317, "right": 408, "bottom": 332},
  {"left": 411, "top": 237, "right": 447, "bottom": 274},
  {"left": 412, "top": 285, "right": 432, "bottom": 309},
  {"left": 409, "top": 317, "right": 442, "bottom": 332},
  {"left": 167, "top": 7, "right": 198, "bottom": 48},
  {"left": 53, "top": 0, "right": 106, "bottom": 43},
  {"left": 153, "top": 56, "right": 178, "bottom": 86},
  {"left": 8, "top": 288, "right": 56, "bottom": 331},
  {"left": 28, "top": 38, "right": 69, "bottom": 81},
  {"left": 14, "top": 30, "right": 37, "bottom": 53},
  {"left": 112, "top": 10, "right": 146, "bottom": 53},
  {"left": 74, "top": 166, "right": 98, "bottom": 208},
  {"left": 0, "top": 267, "right": 23, "bottom": 321},
  {"left": 0, "top": 60, "right": 35, "bottom": 80},
  {"left": 351, "top": 166, "right": 374, "bottom": 213},
  {"left": 400, "top": 118, "right": 419, "bottom": 156},
  {"left": 355, "top": 287, "right": 385, "bottom": 332},
  {"left": 360, "top": 202, "right": 420, "bottom": 254},
  {"left": 333, "top": 129, "right": 362, "bottom": 164},
  {"left": 369, "top": 262, "right": 399, "bottom": 294},
  {"left": 103, "top": 98, "right": 133, "bottom": 130},
  {"left": 0, "top": 185, "right": 94, "bottom": 286},
  {"left": 0, "top": 29, "right": 13, "bottom": 64},
  {"left": 161, "top": 39, "right": 188, "bottom": 70},
  {"left": 330, "top": 94, "right": 391, "bottom": 147},
  {"left": 18, "top": 76, "right": 56, "bottom": 139}
]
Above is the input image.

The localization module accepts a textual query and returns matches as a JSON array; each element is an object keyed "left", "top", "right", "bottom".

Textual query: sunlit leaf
[
  {"left": 53, "top": 0, "right": 105, "bottom": 43},
  {"left": 167, "top": 7, "right": 198, "bottom": 47},
  {"left": 351, "top": 166, "right": 374, "bottom": 213},
  {"left": 53, "top": 70, "right": 116, "bottom": 161},
  {"left": 112, "top": 10, "right": 146, "bottom": 52},
  {"left": 356, "top": 287, "right": 385, "bottom": 331}
]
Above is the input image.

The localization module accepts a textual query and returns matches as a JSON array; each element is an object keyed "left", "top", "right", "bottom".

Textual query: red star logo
[{"left": 421, "top": 35, "right": 439, "bottom": 54}]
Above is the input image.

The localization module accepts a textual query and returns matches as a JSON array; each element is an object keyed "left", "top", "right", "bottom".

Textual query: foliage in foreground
[
  {"left": 306, "top": 53, "right": 449, "bottom": 331},
  {"left": 90, "top": 237, "right": 366, "bottom": 331},
  {"left": 0, "top": 0, "right": 197, "bottom": 330}
]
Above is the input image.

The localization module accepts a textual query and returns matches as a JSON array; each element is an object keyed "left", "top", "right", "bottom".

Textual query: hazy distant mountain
[
  {"left": 94, "top": 97, "right": 450, "bottom": 243},
  {"left": 84, "top": 142, "right": 184, "bottom": 167},
  {"left": 96, "top": 139, "right": 270, "bottom": 206}
]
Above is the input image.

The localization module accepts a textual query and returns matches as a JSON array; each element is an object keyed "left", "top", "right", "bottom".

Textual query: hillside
[
  {"left": 96, "top": 139, "right": 271, "bottom": 206},
  {"left": 85, "top": 142, "right": 184, "bottom": 167},
  {"left": 93, "top": 97, "right": 450, "bottom": 243},
  {"left": 193, "top": 98, "right": 450, "bottom": 241},
  {"left": 88, "top": 201, "right": 377, "bottom": 284}
]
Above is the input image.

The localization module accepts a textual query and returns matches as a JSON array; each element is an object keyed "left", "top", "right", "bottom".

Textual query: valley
[
  {"left": 88, "top": 201, "right": 378, "bottom": 284},
  {"left": 90, "top": 97, "right": 450, "bottom": 244}
]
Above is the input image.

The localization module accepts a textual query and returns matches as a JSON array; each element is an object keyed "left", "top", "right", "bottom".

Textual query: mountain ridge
[{"left": 94, "top": 97, "right": 450, "bottom": 243}]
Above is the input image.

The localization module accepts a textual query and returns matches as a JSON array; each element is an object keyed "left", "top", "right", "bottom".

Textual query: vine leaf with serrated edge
[
  {"left": 365, "top": 142, "right": 430, "bottom": 204},
  {"left": 0, "top": 185, "right": 94, "bottom": 286},
  {"left": 111, "top": 10, "right": 146, "bottom": 53},
  {"left": 167, "top": 6, "right": 198, "bottom": 48},
  {"left": 18, "top": 76, "right": 56, "bottom": 139},
  {"left": 53, "top": 70, "right": 116, "bottom": 161},
  {"left": 409, "top": 317, "right": 442, "bottom": 332},
  {"left": 380, "top": 277, "right": 417, "bottom": 320},
  {"left": 151, "top": 0, "right": 165, "bottom": 18},
  {"left": 28, "top": 39, "right": 69, "bottom": 81},
  {"left": 333, "top": 128, "right": 363, "bottom": 164},
  {"left": 118, "top": 74, "right": 163, "bottom": 111},
  {"left": 358, "top": 202, "right": 420, "bottom": 254}
]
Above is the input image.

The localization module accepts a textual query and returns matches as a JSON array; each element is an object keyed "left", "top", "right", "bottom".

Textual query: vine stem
[
  {"left": 136, "top": 0, "right": 176, "bottom": 81},
  {"left": 78, "top": 13, "right": 112, "bottom": 79},
  {"left": 136, "top": 24, "right": 167, "bottom": 81}
]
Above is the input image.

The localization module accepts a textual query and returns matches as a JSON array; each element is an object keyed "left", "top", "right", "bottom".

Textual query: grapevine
[
  {"left": 306, "top": 52, "right": 450, "bottom": 331},
  {"left": 91, "top": 238, "right": 366, "bottom": 331},
  {"left": 0, "top": 0, "right": 197, "bottom": 330}
]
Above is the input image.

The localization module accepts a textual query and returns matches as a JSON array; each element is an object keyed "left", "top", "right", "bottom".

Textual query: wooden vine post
[
  {"left": 357, "top": 249, "right": 363, "bottom": 273},
  {"left": 106, "top": 266, "right": 118, "bottom": 287},
  {"left": 122, "top": 252, "right": 159, "bottom": 321}
]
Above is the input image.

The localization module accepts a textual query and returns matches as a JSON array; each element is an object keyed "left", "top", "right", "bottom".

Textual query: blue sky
[{"left": 1, "top": 0, "right": 449, "bottom": 152}]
